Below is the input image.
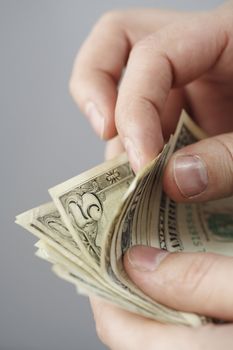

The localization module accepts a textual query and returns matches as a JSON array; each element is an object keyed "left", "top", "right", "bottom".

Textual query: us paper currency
[{"left": 16, "top": 111, "right": 233, "bottom": 327}]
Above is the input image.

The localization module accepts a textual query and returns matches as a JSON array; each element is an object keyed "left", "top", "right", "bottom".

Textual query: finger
[
  {"left": 70, "top": 12, "right": 128, "bottom": 139},
  {"left": 115, "top": 14, "right": 229, "bottom": 171},
  {"left": 163, "top": 133, "right": 233, "bottom": 201},
  {"left": 105, "top": 136, "right": 125, "bottom": 160},
  {"left": 70, "top": 10, "right": 183, "bottom": 140},
  {"left": 160, "top": 88, "right": 185, "bottom": 141},
  {"left": 90, "top": 296, "right": 157, "bottom": 349},
  {"left": 90, "top": 296, "right": 233, "bottom": 350},
  {"left": 124, "top": 246, "right": 233, "bottom": 320}
]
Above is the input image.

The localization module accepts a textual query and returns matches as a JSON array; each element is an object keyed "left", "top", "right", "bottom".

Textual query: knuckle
[
  {"left": 131, "top": 32, "right": 164, "bottom": 56},
  {"left": 129, "top": 35, "right": 173, "bottom": 88},
  {"left": 131, "top": 36, "right": 154, "bottom": 56},
  {"left": 97, "top": 10, "right": 124, "bottom": 28}
]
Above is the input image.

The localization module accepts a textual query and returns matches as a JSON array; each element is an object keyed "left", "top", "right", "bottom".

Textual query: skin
[{"left": 70, "top": 2, "right": 233, "bottom": 349}]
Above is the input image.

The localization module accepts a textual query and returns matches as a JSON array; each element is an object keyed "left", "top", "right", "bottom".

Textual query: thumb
[
  {"left": 163, "top": 133, "right": 233, "bottom": 202},
  {"left": 124, "top": 246, "right": 233, "bottom": 321}
]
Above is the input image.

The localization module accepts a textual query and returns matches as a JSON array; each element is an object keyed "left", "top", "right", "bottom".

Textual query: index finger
[
  {"left": 69, "top": 9, "right": 182, "bottom": 139},
  {"left": 115, "top": 13, "right": 228, "bottom": 171}
]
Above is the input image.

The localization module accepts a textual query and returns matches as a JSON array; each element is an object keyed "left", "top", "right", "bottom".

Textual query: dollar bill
[
  {"left": 16, "top": 110, "right": 233, "bottom": 327},
  {"left": 103, "top": 112, "right": 233, "bottom": 320},
  {"left": 49, "top": 153, "right": 134, "bottom": 267},
  {"left": 36, "top": 240, "right": 174, "bottom": 321},
  {"left": 17, "top": 202, "right": 190, "bottom": 323}
]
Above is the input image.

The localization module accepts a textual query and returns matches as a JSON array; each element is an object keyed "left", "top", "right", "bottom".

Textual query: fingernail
[
  {"left": 85, "top": 101, "right": 105, "bottom": 139},
  {"left": 124, "top": 137, "right": 141, "bottom": 172},
  {"left": 174, "top": 155, "right": 208, "bottom": 198},
  {"left": 127, "top": 246, "right": 169, "bottom": 272}
]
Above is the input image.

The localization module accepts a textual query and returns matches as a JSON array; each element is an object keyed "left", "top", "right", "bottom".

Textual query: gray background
[{"left": 0, "top": 0, "right": 224, "bottom": 349}]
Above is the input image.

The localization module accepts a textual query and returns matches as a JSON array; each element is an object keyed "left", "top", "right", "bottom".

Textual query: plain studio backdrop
[{"left": 0, "top": 1, "right": 225, "bottom": 349}]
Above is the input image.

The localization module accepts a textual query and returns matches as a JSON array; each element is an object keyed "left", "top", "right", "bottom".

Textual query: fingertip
[
  {"left": 163, "top": 153, "right": 209, "bottom": 202},
  {"left": 85, "top": 101, "right": 106, "bottom": 139},
  {"left": 70, "top": 71, "right": 118, "bottom": 140},
  {"left": 121, "top": 126, "right": 164, "bottom": 173},
  {"left": 116, "top": 92, "right": 167, "bottom": 171},
  {"left": 164, "top": 131, "right": 233, "bottom": 203},
  {"left": 84, "top": 101, "right": 117, "bottom": 140},
  {"left": 124, "top": 246, "right": 169, "bottom": 279}
]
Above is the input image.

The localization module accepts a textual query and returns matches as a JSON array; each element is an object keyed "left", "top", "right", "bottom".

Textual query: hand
[
  {"left": 70, "top": 3, "right": 233, "bottom": 187},
  {"left": 90, "top": 138, "right": 233, "bottom": 350},
  {"left": 90, "top": 245, "right": 233, "bottom": 350},
  {"left": 70, "top": 3, "right": 233, "bottom": 349}
]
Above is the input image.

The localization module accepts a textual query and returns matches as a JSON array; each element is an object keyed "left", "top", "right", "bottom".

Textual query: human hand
[
  {"left": 90, "top": 245, "right": 233, "bottom": 350},
  {"left": 71, "top": 3, "right": 233, "bottom": 348},
  {"left": 70, "top": 2, "right": 233, "bottom": 188},
  {"left": 89, "top": 138, "right": 233, "bottom": 350}
]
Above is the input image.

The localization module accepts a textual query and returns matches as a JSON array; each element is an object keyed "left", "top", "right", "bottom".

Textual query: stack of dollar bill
[{"left": 16, "top": 111, "right": 233, "bottom": 327}]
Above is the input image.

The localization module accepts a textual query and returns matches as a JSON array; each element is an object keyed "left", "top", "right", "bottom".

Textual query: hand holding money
[
  {"left": 69, "top": 3, "right": 233, "bottom": 348},
  {"left": 17, "top": 1, "right": 233, "bottom": 348},
  {"left": 16, "top": 111, "right": 233, "bottom": 329}
]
